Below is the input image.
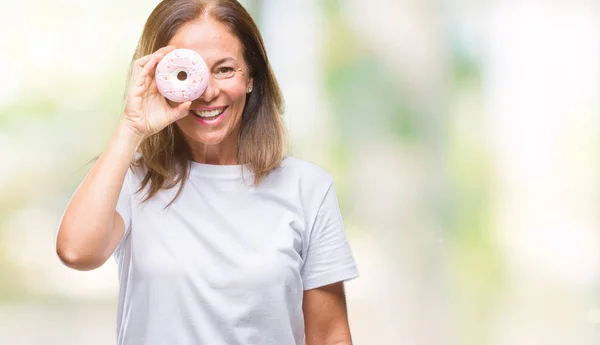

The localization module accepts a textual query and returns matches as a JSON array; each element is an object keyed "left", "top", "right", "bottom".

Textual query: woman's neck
[{"left": 186, "top": 136, "right": 239, "bottom": 165}]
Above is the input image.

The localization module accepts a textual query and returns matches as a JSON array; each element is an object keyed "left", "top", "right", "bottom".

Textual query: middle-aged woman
[{"left": 56, "top": 1, "right": 359, "bottom": 344}]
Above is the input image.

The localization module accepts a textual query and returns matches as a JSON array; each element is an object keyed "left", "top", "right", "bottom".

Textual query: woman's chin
[
  {"left": 192, "top": 127, "right": 237, "bottom": 145},
  {"left": 191, "top": 134, "right": 226, "bottom": 146}
]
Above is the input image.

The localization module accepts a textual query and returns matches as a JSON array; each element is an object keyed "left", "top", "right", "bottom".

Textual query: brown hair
[{"left": 125, "top": 0, "right": 286, "bottom": 205}]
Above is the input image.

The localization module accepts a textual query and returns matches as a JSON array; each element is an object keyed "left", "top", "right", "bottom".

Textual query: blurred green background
[{"left": 1, "top": 0, "right": 599, "bottom": 344}]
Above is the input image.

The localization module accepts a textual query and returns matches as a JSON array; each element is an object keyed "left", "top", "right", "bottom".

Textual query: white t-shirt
[{"left": 113, "top": 156, "right": 359, "bottom": 345}]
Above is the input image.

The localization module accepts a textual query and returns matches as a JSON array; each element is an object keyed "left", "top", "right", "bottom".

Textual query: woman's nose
[{"left": 198, "top": 74, "right": 219, "bottom": 103}]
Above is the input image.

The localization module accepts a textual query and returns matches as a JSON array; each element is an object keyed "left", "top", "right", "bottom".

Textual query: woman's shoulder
[
  {"left": 269, "top": 156, "right": 339, "bottom": 214},
  {"left": 273, "top": 156, "right": 335, "bottom": 186}
]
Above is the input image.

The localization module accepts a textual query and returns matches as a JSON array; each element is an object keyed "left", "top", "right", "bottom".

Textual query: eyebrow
[{"left": 212, "top": 57, "right": 238, "bottom": 66}]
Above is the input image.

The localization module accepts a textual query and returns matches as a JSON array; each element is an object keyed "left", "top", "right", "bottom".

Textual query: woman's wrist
[{"left": 114, "top": 119, "right": 145, "bottom": 154}]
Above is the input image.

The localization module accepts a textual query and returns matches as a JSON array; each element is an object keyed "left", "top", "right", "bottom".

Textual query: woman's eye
[{"left": 214, "top": 67, "right": 235, "bottom": 78}]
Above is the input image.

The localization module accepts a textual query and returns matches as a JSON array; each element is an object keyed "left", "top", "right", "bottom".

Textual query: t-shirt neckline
[{"left": 189, "top": 160, "right": 249, "bottom": 179}]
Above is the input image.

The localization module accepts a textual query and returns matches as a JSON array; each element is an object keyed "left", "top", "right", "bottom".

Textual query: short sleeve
[
  {"left": 301, "top": 182, "right": 359, "bottom": 290},
  {"left": 114, "top": 168, "right": 133, "bottom": 255}
]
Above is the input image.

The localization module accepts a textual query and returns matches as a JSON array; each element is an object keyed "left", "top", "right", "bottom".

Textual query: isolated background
[{"left": 1, "top": 0, "right": 599, "bottom": 344}]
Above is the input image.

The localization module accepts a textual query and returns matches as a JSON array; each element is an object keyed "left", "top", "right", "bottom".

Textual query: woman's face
[{"left": 168, "top": 18, "right": 253, "bottom": 148}]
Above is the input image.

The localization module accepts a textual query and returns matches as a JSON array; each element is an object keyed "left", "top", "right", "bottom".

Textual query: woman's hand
[{"left": 121, "top": 45, "right": 192, "bottom": 139}]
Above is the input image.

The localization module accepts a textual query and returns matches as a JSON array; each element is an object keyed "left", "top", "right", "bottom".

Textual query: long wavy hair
[{"left": 124, "top": 0, "right": 286, "bottom": 205}]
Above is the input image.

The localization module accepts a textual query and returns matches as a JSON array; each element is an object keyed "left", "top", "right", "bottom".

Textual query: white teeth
[{"left": 193, "top": 108, "right": 225, "bottom": 118}]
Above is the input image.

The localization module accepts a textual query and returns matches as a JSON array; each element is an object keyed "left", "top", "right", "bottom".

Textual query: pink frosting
[{"left": 155, "top": 49, "right": 209, "bottom": 102}]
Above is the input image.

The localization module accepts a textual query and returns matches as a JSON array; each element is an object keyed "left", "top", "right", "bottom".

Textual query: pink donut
[{"left": 155, "top": 48, "right": 209, "bottom": 103}]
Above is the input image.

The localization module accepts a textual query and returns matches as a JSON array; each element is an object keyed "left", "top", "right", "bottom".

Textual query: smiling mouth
[{"left": 191, "top": 107, "right": 227, "bottom": 120}]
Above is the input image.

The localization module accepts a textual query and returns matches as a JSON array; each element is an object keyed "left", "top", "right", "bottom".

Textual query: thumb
[{"left": 173, "top": 101, "right": 192, "bottom": 120}]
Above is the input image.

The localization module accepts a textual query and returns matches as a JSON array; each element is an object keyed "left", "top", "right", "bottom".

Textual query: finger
[
  {"left": 141, "top": 65, "right": 155, "bottom": 91},
  {"left": 132, "top": 46, "right": 174, "bottom": 78},
  {"left": 154, "top": 45, "right": 176, "bottom": 55},
  {"left": 139, "top": 57, "right": 157, "bottom": 84},
  {"left": 145, "top": 47, "right": 175, "bottom": 68},
  {"left": 148, "top": 77, "right": 158, "bottom": 93},
  {"left": 134, "top": 54, "right": 154, "bottom": 69},
  {"left": 135, "top": 49, "right": 172, "bottom": 88},
  {"left": 148, "top": 50, "right": 167, "bottom": 64},
  {"left": 131, "top": 57, "right": 157, "bottom": 95},
  {"left": 131, "top": 56, "right": 153, "bottom": 84},
  {"left": 173, "top": 101, "right": 192, "bottom": 120}
]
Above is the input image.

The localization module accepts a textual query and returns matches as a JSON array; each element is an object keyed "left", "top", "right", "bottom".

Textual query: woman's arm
[
  {"left": 56, "top": 123, "right": 142, "bottom": 271},
  {"left": 56, "top": 46, "right": 190, "bottom": 271},
  {"left": 303, "top": 281, "right": 354, "bottom": 345}
]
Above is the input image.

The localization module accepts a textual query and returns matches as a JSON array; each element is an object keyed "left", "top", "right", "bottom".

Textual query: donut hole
[{"left": 177, "top": 71, "right": 188, "bottom": 81}]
